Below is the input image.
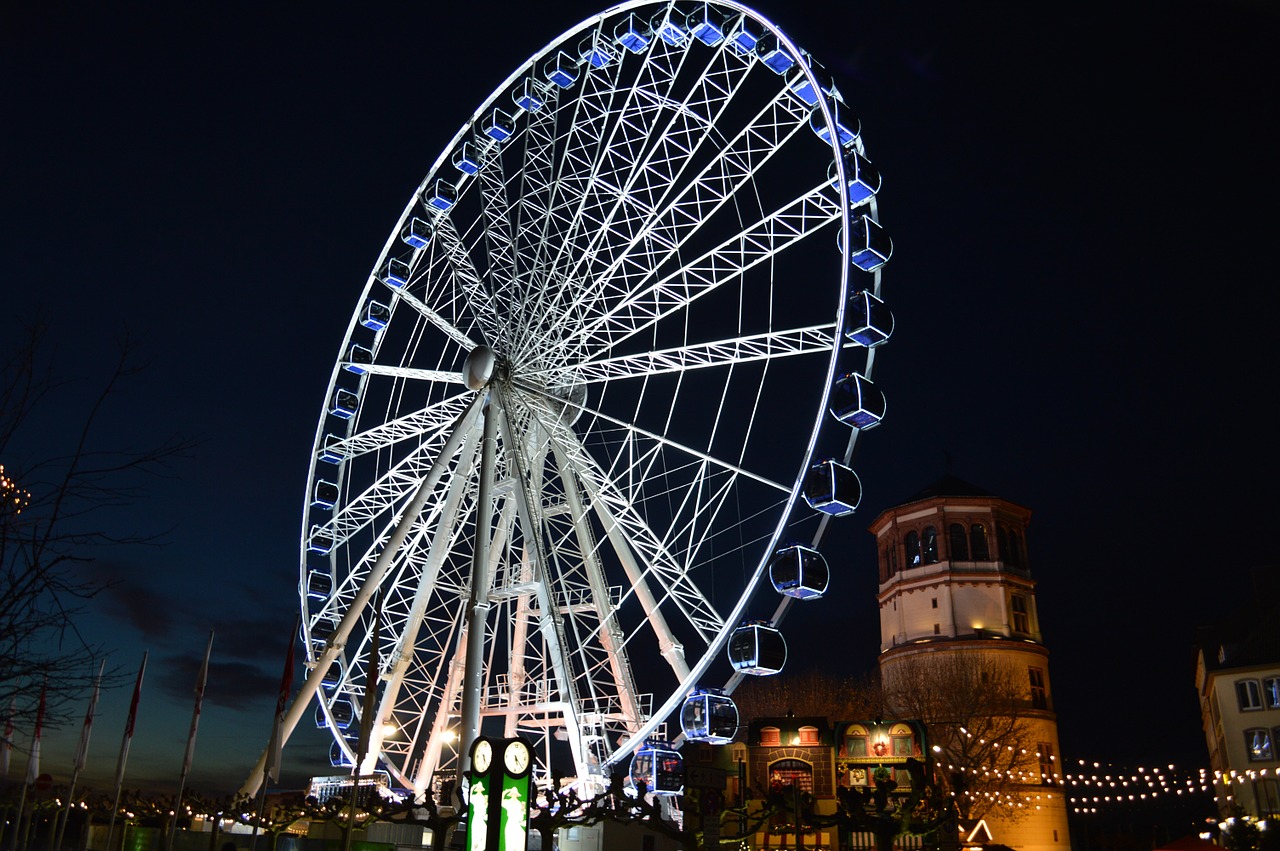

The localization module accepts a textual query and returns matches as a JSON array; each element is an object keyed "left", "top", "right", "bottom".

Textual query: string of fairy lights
[{"left": 1, "top": 464, "right": 32, "bottom": 515}]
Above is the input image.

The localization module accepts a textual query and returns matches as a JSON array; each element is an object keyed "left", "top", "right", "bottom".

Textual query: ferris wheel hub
[{"left": 464, "top": 345, "right": 497, "bottom": 390}]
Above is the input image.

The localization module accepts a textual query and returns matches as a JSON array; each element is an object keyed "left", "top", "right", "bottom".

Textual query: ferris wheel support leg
[
  {"left": 238, "top": 393, "right": 485, "bottom": 799},
  {"left": 456, "top": 392, "right": 500, "bottom": 791}
]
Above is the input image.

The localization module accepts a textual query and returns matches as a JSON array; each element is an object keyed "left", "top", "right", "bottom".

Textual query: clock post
[{"left": 464, "top": 737, "right": 532, "bottom": 851}]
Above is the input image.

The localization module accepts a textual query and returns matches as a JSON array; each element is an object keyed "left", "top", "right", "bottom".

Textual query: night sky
[{"left": 2, "top": 0, "right": 1275, "bottom": 799}]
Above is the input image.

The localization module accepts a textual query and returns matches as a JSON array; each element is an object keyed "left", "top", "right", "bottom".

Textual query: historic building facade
[{"left": 869, "top": 476, "right": 1071, "bottom": 851}]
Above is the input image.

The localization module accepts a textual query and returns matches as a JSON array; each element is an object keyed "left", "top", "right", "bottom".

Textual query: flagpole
[
  {"left": 166, "top": 632, "right": 214, "bottom": 851},
  {"left": 250, "top": 618, "right": 299, "bottom": 851},
  {"left": 52, "top": 662, "right": 104, "bottom": 851},
  {"left": 18, "top": 680, "right": 46, "bottom": 851},
  {"left": 107, "top": 653, "right": 147, "bottom": 851},
  {"left": 343, "top": 592, "right": 382, "bottom": 851}
]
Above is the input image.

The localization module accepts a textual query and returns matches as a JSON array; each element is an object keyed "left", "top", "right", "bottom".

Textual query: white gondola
[
  {"left": 680, "top": 689, "right": 738, "bottom": 744},
  {"left": 849, "top": 214, "right": 892, "bottom": 272},
  {"left": 629, "top": 740, "right": 683, "bottom": 795},
  {"left": 727, "top": 621, "right": 787, "bottom": 675},
  {"left": 727, "top": 15, "right": 761, "bottom": 54},
  {"left": 383, "top": 258, "right": 410, "bottom": 288},
  {"left": 312, "top": 480, "right": 339, "bottom": 510},
  {"left": 579, "top": 34, "right": 615, "bottom": 68},
  {"left": 321, "top": 663, "right": 344, "bottom": 692},
  {"left": 317, "top": 433, "right": 346, "bottom": 465},
  {"left": 788, "top": 55, "right": 832, "bottom": 106},
  {"left": 811, "top": 97, "right": 859, "bottom": 148},
  {"left": 361, "top": 301, "right": 390, "bottom": 331},
  {"left": 484, "top": 109, "right": 515, "bottom": 142},
  {"left": 769, "top": 544, "right": 829, "bottom": 600},
  {"left": 514, "top": 78, "right": 545, "bottom": 113},
  {"left": 845, "top": 289, "right": 894, "bottom": 347},
  {"left": 306, "top": 570, "right": 333, "bottom": 601},
  {"left": 400, "top": 217, "right": 431, "bottom": 249},
  {"left": 615, "top": 14, "right": 651, "bottom": 53},
  {"left": 803, "top": 459, "right": 861, "bottom": 516},
  {"left": 830, "top": 373, "right": 886, "bottom": 430},
  {"left": 542, "top": 51, "right": 577, "bottom": 90},
  {"left": 757, "top": 34, "right": 795, "bottom": 75},
  {"left": 685, "top": 4, "right": 726, "bottom": 45},
  {"left": 330, "top": 388, "right": 359, "bottom": 419},
  {"left": 307, "top": 526, "right": 334, "bottom": 555},
  {"left": 651, "top": 10, "right": 688, "bottom": 46},
  {"left": 426, "top": 178, "right": 458, "bottom": 211},
  {"left": 328, "top": 698, "right": 355, "bottom": 729},
  {"left": 829, "top": 152, "right": 881, "bottom": 206},
  {"left": 330, "top": 740, "right": 354, "bottom": 768},
  {"left": 344, "top": 343, "right": 373, "bottom": 375},
  {"left": 453, "top": 143, "right": 481, "bottom": 176}
]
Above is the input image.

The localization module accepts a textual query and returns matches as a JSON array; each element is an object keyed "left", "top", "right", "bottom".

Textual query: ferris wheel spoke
[
  {"left": 548, "top": 81, "right": 813, "bottom": 362},
  {"left": 332, "top": 392, "right": 472, "bottom": 460},
  {"left": 529, "top": 323, "right": 837, "bottom": 386},
  {"left": 429, "top": 212, "right": 505, "bottom": 346},
  {"left": 343, "top": 363, "right": 465, "bottom": 385},
  {"left": 513, "top": 379, "right": 788, "bottom": 494},
  {"left": 385, "top": 283, "right": 479, "bottom": 352},
  {"left": 474, "top": 138, "right": 522, "bottom": 309},
  {"left": 569, "top": 178, "right": 843, "bottom": 358}
]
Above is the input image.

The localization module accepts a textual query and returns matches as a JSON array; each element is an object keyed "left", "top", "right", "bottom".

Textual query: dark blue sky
[{"left": 2, "top": 0, "right": 1274, "bottom": 797}]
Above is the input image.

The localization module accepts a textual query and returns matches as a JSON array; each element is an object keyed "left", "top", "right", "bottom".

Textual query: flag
[
  {"left": 266, "top": 617, "right": 300, "bottom": 783},
  {"left": 27, "top": 679, "right": 46, "bottom": 785},
  {"left": 74, "top": 662, "right": 105, "bottom": 773},
  {"left": 181, "top": 631, "right": 214, "bottom": 778},
  {"left": 354, "top": 592, "right": 383, "bottom": 773},
  {"left": 2, "top": 698, "right": 13, "bottom": 776},
  {"left": 113, "top": 652, "right": 148, "bottom": 794}
]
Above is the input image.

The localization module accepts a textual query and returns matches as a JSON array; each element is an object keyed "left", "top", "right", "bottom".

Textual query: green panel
[{"left": 498, "top": 772, "right": 529, "bottom": 850}]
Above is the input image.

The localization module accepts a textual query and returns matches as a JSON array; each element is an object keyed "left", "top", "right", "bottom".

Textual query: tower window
[
  {"left": 904, "top": 531, "right": 921, "bottom": 566},
  {"left": 931, "top": 597, "right": 938, "bottom": 609},
  {"left": 1038, "top": 743, "right": 1056, "bottom": 785},
  {"left": 1012, "top": 595, "right": 1030, "bottom": 633},
  {"left": 997, "top": 525, "right": 1010, "bottom": 563},
  {"left": 1029, "top": 667, "right": 1047, "bottom": 709},
  {"left": 922, "top": 526, "right": 939, "bottom": 564},
  {"left": 1009, "top": 531, "right": 1025, "bottom": 567},
  {"left": 949, "top": 523, "right": 968, "bottom": 560},
  {"left": 970, "top": 524, "right": 990, "bottom": 560},
  {"left": 1267, "top": 677, "right": 1280, "bottom": 709},
  {"left": 933, "top": 623, "right": 940, "bottom": 635}
]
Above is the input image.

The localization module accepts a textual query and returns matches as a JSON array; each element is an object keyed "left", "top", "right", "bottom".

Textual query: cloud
[{"left": 154, "top": 656, "right": 283, "bottom": 710}]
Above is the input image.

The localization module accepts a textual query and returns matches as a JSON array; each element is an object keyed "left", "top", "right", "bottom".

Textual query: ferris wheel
[{"left": 261, "top": 0, "right": 895, "bottom": 799}]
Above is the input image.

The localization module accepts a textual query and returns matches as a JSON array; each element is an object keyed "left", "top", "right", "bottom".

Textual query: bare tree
[
  {"left": 0, "top": 321, "right": 195, "bottom": 728},
  {"left": 880, "top": 651, "right": 1041, "bottom": 824}
]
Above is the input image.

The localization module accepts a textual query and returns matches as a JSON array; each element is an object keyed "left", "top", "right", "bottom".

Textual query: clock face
[
  {"left": 504, "top": 740, "right": 530, "bottom": 775},
  {"left": 472, "top": 739, "right": 493, "bottom": 774}
]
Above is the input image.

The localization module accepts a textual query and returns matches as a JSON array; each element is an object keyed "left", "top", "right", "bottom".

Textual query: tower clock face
[
  {"left": 503, "top": 740, "right": 530, "bottom": 775},
  {"left": 472, "top": 739, "right": 493, "bottom": 774}
]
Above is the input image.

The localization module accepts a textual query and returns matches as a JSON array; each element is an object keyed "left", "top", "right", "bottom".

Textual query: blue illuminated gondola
[
  {"left": 543, "top": 52, "right": 577, "bottom": 90},
  {"left": 829, "top": 152, "right": 881, "bottom": 206},
  {"left": 318, "top": 434, "right": 346, "bottom": 465},
  {"left": 426, "top": 179, "right": 458, "bottom": 211},
  {"left": 680, "top": 689, "right": 738, "bottom": 744},
  {"left": 321, "top": 663, "right": 344, "bottom": 692},
  {"left": 685, "top": 4, "right": 726, "bottom": 45},
  {"left": 769, "top": 544, "right": 829, "bottom": 600},
  {"left": 344, "top": 343, "right": 373, "bottom": 375},
  {"left": 306, "top": 570, "right": 333, "bottom": 601},
  {"left": 789, "top": 56, "right": 832, "bottom": 106},
  {"left": 484, "top": 109, "right": 514, "bottom": 143},
  {"left": 329, "top": 740, "right": 354, "bottom": 768},
  {"left": 848, "top": 214, "right": 892, "bottom": 272},
  {"left": 830, "top": 373, "right": 885, "bottom": 430},
  {"left": 756, "top": 35, "right": 795, "bottom": 75},
  {"left": 331, "top": 388, "right": 359, "bottom": 419},
  {"left": 579, "top": 34, "right": 615, "bottom": 69},
  {"left": 615, "top": 14, "right": 651, "bottom": 53},
  {"left": 845, "top": 289, "right": 894, "bottom": 347},
  {"left": 803, "top": 459, "right": 861, "bottom": 516},
  {"left": 727, "top": 621, "right": 787, "bottom": 675},
  {"left": 727, "top": 15, "right": 761, "bottom": 54},
  {"left": 453, "top": 144, "right": 481, "bottom": 176},
  {"left": 329, "top": 698, "right": 355, "bottom": 730},
  {"left": 312, "top": 480, "right": 339, "bottom": 510},
  {"left": 651, "top": 11, "right": 688, "bottom": 46},
  {"left": 383, "top": 258, "right": 410, "bottom": 288},
  {"left": 361, "top": 301, "right": 390, "bottom": 331},
  {"left": 308, "top": 526, "right": 334, "bottom": 555},
  {"left": 630, "top": 740, "right": 683, "bottom": 795},
  {"left": 811, "top": 98, "right": 859, "bottom": 148},
  {"left": 400, "top": 217, "right": 431, "bottom": 249}
]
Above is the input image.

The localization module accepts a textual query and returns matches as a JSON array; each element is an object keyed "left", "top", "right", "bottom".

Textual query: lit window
[
  {"left": 892, "top": 735, "right": 914, "bottom": 756},
  {"left": 904, "top": 531, "right": 921, "bottom": 566},
  {"left": 1238, "top": 679, "right": 1264, "bottom": 711},
  {"left": 760, "top": 726, "right": 781, "bottom": 746},
  {"left": 1029, "top": 668, "right": 1047, "bottom": 709},
  {"left": 949, "top": 523, "right": 968, "bottom": 560},
  {"left": 799, "top": 726, "right": 820, "bottom": 745},
  {"left": 1038, "top": 743, "right": 1056, "bottom": 785},
  {"left": 1265, "top": 677, "right": 1280, "bottom": 709},
  {"left": 1012, "top": 595, "right": 1030, "bottom": 634},
  {"left": 770, "top": 759, "right": 814, "bottom": 793},
  {"left": 1246, "top": 728, "right": 1273, "bottom": 762},
  {"left": 845, "top": 735, "right": 868, "bottom": 757},
  {"left": 970, "top": 524, "right": 989, "bottom": 560},
  {"left": 922, "top": 526, "right": 939, "bottom": 564}
]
